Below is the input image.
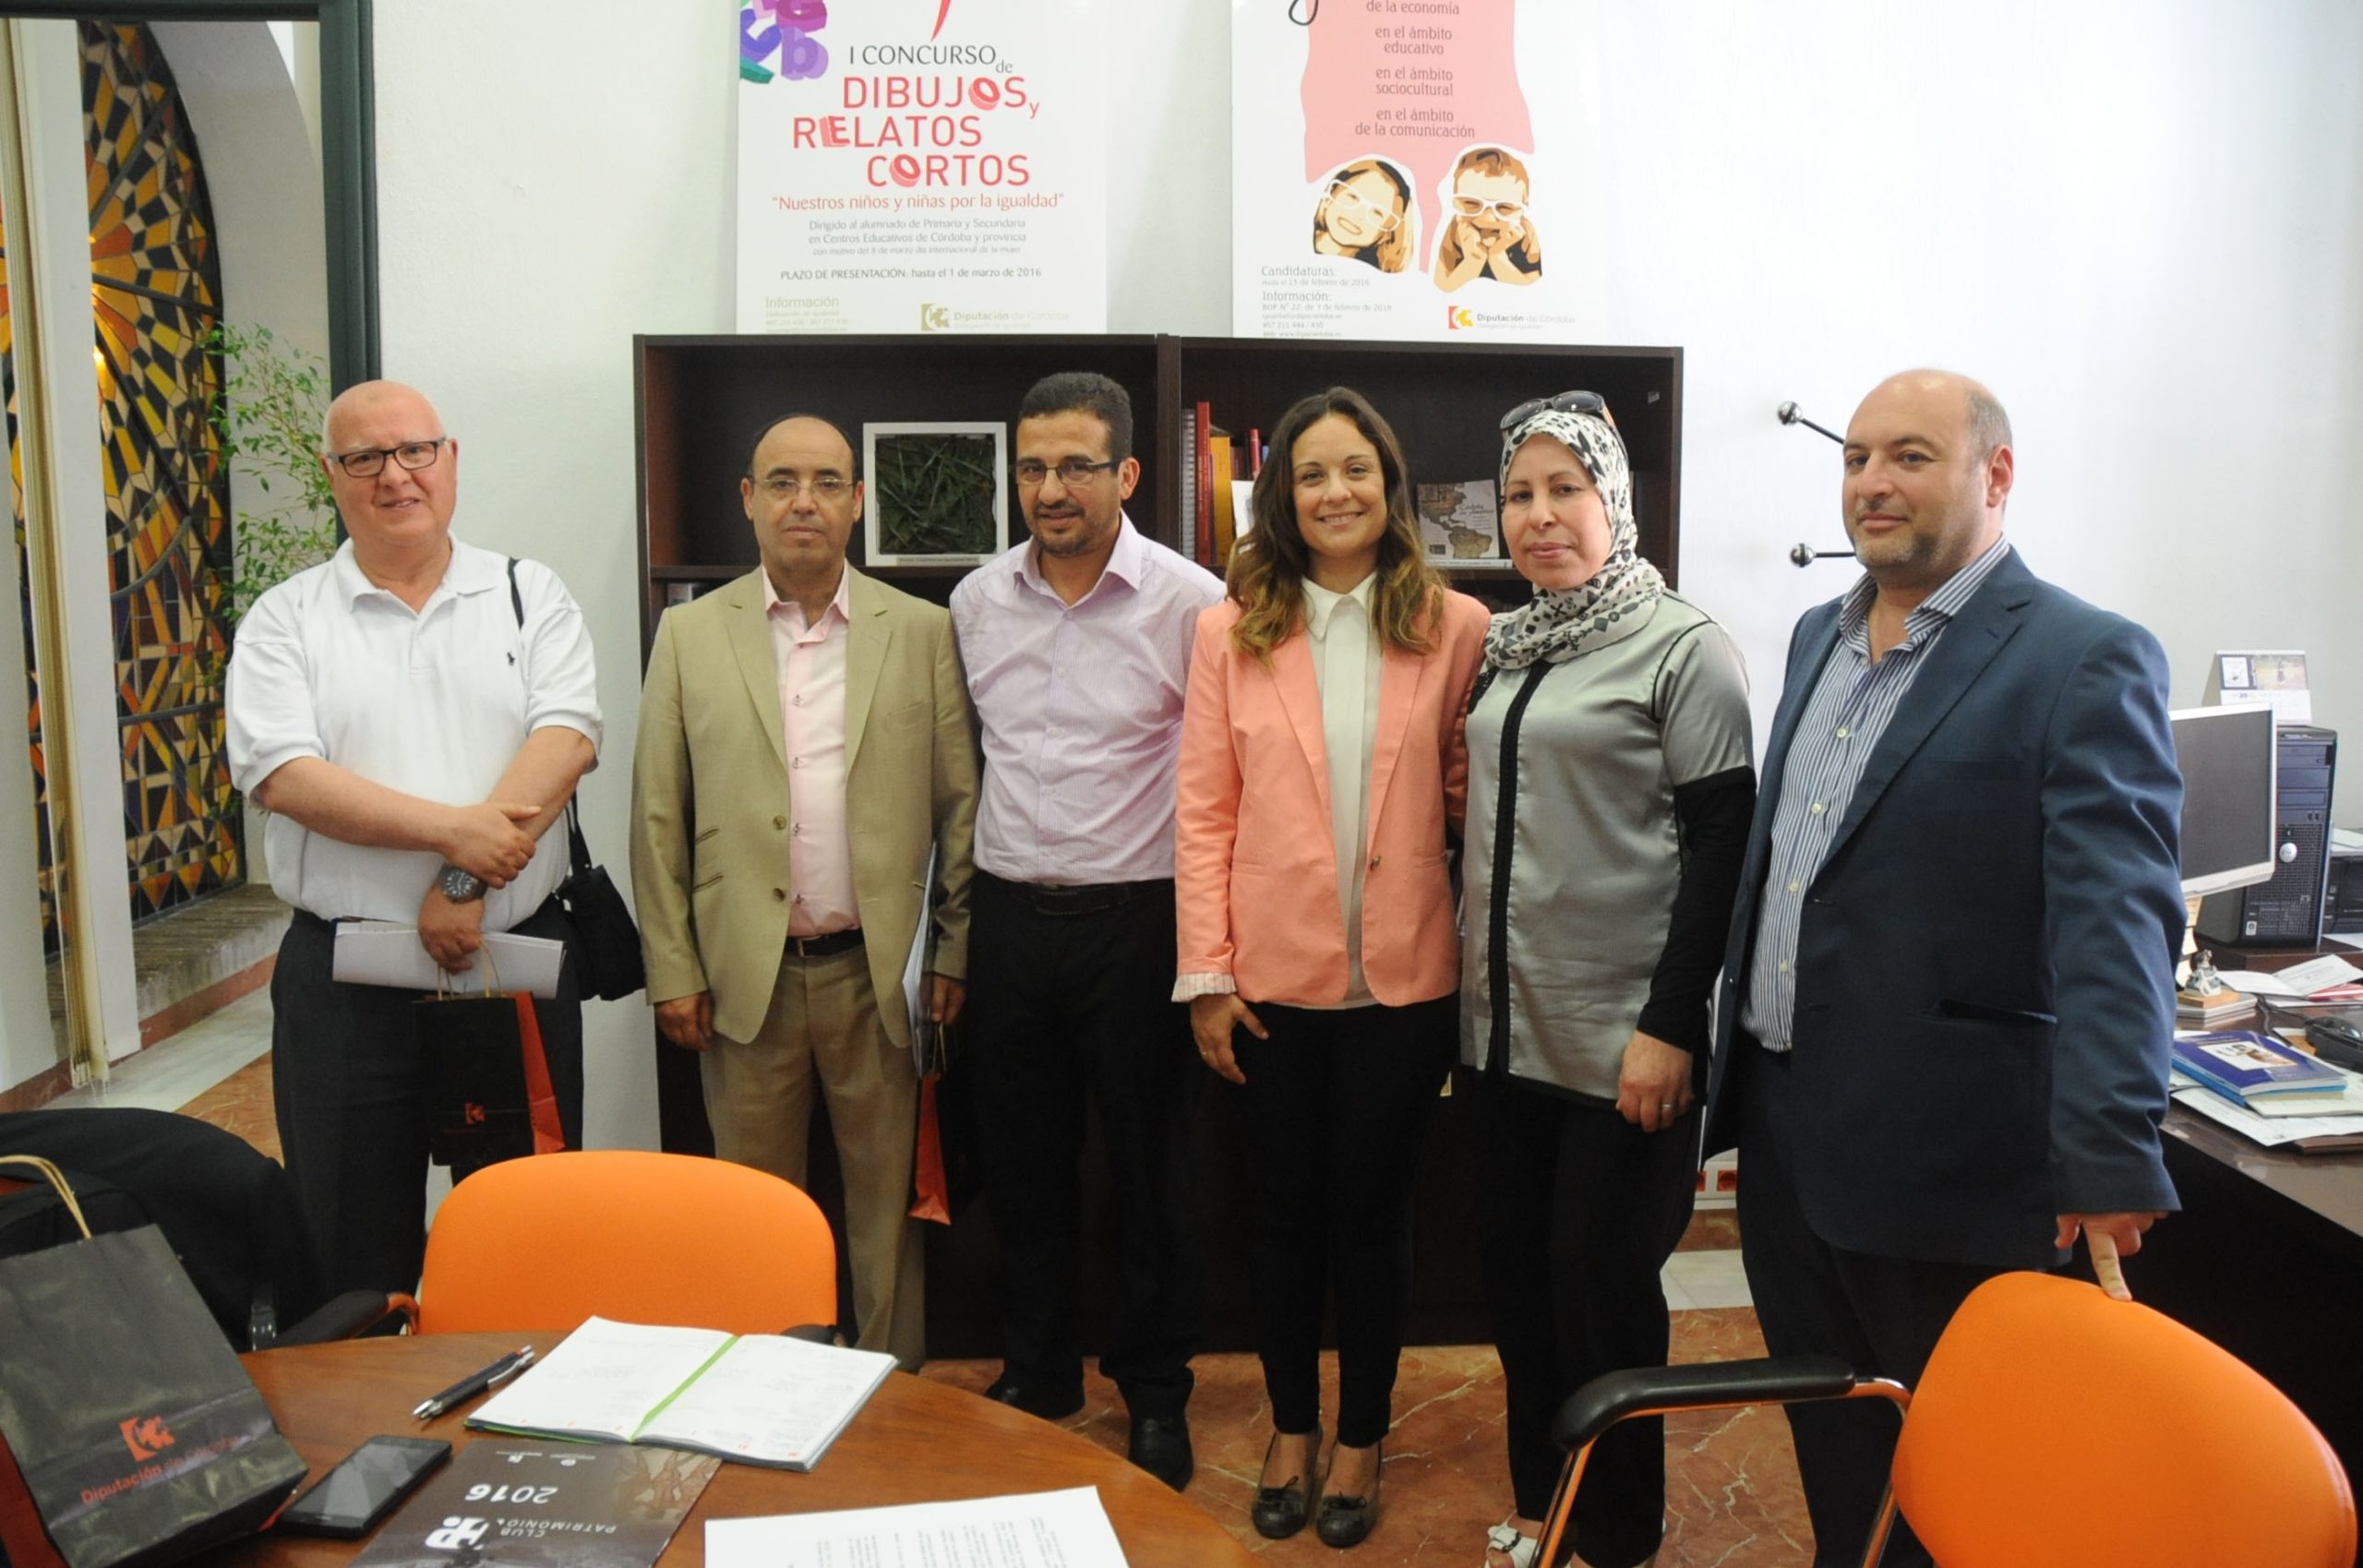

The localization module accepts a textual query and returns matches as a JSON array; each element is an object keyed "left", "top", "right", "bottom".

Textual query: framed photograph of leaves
[{"left": 861, "top": 422, "right": 1009, "bottom": 566}]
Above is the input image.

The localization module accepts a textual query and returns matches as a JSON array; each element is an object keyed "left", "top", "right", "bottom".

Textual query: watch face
[{"left": 441, "top": 866, "right": 485, "bottom": 900}]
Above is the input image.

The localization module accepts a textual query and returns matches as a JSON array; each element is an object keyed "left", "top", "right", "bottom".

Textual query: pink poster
[{"left": 1234, "top": 0, "right": 1602, "bottom": 341}]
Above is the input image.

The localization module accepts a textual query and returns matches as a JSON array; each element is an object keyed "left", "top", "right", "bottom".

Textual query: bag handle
[
  {"left": 431, "top": 946, "right": 506, "bottom": 1000},
  {"left": 0, "top": 1155, "right": 90, "bottom": 1239},
  {"left": 510, "top": 554, "right": 594, "bottom": 879}
]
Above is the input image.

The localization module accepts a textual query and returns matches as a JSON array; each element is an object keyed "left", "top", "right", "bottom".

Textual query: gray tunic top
[{"left": 1459, "top": 592, "right": 1752, "bottom": 1098}]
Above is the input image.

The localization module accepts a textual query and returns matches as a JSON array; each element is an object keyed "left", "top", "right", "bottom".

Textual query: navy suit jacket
[{"left": 1704, "top": 548, "right": 2184, "bottom": 1270}]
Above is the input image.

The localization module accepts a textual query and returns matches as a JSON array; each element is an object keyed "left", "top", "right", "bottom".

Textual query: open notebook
[{"left": 467, "top": 1317, "right": 896, "bottom": 1471}]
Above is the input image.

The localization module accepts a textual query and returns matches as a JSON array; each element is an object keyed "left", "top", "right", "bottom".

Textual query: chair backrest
[
  {"left": 415, "top": 1151, "right": 836, "bottom": 1335},
  {"left": 1892, "top": 1272, "right": 2355, "bottom": 1568}
]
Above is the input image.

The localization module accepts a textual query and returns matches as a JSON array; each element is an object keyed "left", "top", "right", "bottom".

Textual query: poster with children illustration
[{"left": 1234, "top": 0, "right": 1604, "bottom": 341}]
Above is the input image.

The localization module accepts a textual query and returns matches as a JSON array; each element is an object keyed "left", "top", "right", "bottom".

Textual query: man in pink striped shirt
[
  {"left": 631, "top": 414, "right": 978, "bottom": 1371},
  {"left": 950, "top": 373, "right": 1224, "bottom": 1490}
]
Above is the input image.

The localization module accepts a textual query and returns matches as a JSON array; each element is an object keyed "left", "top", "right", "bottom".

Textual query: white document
[
  {"left": 2215, "top": 955, "right": 2363, "bottom": 999},
  {"left": 330, "top": 920, "right": 567, "bottom": 999},
  {"left": 903, "top": 849, "right": 941, "bottom": 1076},
  {"left": 705, "top": 1486, "right": 1128, "bottom": 1568},
  {"left": 2172, "top": 1084, "right": 2363, "bottom": 1145},
  {"left": 1231, "top": 479, "right": 1258, "bottom": 538}
]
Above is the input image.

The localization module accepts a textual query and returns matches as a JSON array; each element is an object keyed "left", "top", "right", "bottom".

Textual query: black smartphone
[{"left": 278, "top": 1435, "right": 451, "bottom": 1538}]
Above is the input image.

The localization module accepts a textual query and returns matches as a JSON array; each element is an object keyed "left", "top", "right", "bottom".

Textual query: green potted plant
[{"left": 205, "top": 323, "right": 339, "bottom": 882}]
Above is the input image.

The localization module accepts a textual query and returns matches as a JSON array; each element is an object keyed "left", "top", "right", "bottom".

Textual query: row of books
[{"left": 1178, "top": 402, "right": 1264, "bottom": 572}]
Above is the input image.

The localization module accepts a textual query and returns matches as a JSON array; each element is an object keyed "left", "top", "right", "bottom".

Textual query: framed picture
[{"left": 862, "top": 422, "right": 1008, "bottom": 566}]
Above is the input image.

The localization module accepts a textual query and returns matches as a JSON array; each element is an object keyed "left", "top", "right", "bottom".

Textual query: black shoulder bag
[{"left": 510, "top": 558, "right": 646, "bottom": 1000}]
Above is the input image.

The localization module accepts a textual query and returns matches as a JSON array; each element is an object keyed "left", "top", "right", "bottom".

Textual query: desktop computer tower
[{"left": 2197, "top": 724, "right": 2337, "bottom": 949}]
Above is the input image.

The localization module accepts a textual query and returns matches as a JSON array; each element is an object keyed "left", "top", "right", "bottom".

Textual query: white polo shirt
[{"left": 225, "top": 537, "right": 603, "bottom": 930}]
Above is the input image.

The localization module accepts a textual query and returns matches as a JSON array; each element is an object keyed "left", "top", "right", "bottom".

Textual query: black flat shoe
[
  {"left": 1128, "top": 1413, "right": 1194, "bottom": 1490},
  {"left": 982, "top": 1374, "right": 1085, "bottom": 1421},
  {"left": 1250, "top": 1423, "right": 1323, "bottom": 1538},
  {"left": 1315, "top": 1439, "right": 1382, "bottom": 1550}
]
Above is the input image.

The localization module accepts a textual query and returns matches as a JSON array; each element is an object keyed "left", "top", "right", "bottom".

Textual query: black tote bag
[{"left": 0, "top": 1157, "right": 306, "bottom": 1568}]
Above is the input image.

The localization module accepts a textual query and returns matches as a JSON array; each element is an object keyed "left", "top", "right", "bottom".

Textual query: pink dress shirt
[
  {"left": 949, "top": 516, "right": 1224, "bottom": 885},
  {"left": 763, "top": 569, "right": 858, "bottom": 936}
]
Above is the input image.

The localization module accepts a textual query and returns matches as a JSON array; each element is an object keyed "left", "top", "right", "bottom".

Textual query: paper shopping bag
[{"left": 0, "top": 1157, "right": 306, "bottom": 1568}]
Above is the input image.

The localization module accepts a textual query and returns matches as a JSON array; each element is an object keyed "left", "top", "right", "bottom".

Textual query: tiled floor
[{"left": 106, "top": 1005, "right": 1817, "bottom": 1567}]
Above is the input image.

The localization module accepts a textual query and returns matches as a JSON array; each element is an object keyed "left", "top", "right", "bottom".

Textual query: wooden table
[{"left": 206, "top": 1332, "right": 1253, "bottom": 1566}]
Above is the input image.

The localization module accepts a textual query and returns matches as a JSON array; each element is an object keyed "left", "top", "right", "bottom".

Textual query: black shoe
[
  {"left": 1315, "top": 1440, "right": 1382, "bottom": 1550},
  {"left": 982, "top": 1375, "right": 1085, "bottom": 1421},
  {"left": 1250, "top": 1424, "right": 1323, "bottom": 1538},
  {"left": 1127, "top": 1413, "right": 1194, "bottom": 1490}
]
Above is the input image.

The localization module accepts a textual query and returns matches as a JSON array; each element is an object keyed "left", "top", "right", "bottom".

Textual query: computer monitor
[{"left": 2170, "top": 703, "right": 2278, "bottom": 898}]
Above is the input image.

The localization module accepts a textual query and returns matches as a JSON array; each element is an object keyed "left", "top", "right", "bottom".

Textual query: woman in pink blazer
[{"left": 1175, "top": 386, "right": 1488, "bottom": 1550}]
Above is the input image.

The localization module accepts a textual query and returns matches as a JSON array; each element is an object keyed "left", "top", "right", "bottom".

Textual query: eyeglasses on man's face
[
  {"left": 1451, "top": 195, "right": 1527, "bottom": 221},
  {"left": 1014, "top": 458, "right": 1120, "bottom": 488},
  {"left": 757, "top": 473, "right": 853, "bottom": 501},
  {"left": 1325, "top": 181, "right": 1400, "bottom": 233},
  {"left": 328, "top": 437, "right": 450, "bottom": 478}
]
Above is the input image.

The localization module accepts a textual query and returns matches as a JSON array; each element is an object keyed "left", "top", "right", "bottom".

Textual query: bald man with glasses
[{"left": 226, "top": 380, "right": 602, "bottom": 1299}]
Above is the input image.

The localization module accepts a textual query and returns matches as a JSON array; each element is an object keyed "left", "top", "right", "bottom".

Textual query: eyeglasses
[
  {"left": 1451, "top": 195, "right": 1527, "bottom": 220},
  {"left": 1014, "top": 458, "right": 1120, "bottom": 488},
  {"left": 328, "top": 437, "right": 449, "bottom": 478},
  {"left": 1324, "top": 181, "right": 1400, "bottom": 233},
  {"left": 1500, "top": 391, "right": 1608, "bottom": 431},
  {"left": 756, "top": 474, "right": 853, "bottom": 501}
]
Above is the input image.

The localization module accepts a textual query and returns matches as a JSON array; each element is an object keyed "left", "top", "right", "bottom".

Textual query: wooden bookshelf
[
  {"left": 636, "top": 334, "right": 1680, "bottom": 638},
  {"left": 633, "top": 332, "right": 1685, "bottom": 1354}
]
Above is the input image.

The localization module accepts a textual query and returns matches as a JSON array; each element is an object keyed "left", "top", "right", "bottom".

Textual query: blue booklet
[{"left": 2173, "top": 1031, "right": 2345, "bottom": 1103}]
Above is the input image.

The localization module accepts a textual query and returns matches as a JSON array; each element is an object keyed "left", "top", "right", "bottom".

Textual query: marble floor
[{"left": 108, "top": 1003, "right": 1819, "bottom": 1567}]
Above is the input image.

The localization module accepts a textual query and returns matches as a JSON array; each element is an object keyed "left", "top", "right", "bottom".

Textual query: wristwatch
[{"left": 437, "top": 863, "right": 487, "bottom": 903}]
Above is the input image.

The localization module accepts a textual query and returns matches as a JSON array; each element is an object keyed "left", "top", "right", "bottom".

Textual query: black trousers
[
  {"left": 1469, "top": 1071, "right": 1697, "bottom": 1568},
  {"left": 1232, "top": 995, "right": 1456, "bottom": 1448},
  {"left": 270, "top": 904, "right": 585, "bottom": 1298},
  {"left": 1734, "top": 1039, "right": 2004, "bottom": 1568},
  {"left": 964, "top": 872, "right": 1201, "bottom": 1417}
]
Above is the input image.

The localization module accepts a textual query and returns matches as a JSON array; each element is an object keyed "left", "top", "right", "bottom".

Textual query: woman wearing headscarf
[
  {"left": 1465, "top": 393, "right": 1755, "bottom": 1568},
  {"left": 1175, "top": 386, "right": 1489, "bottom": 1551}
]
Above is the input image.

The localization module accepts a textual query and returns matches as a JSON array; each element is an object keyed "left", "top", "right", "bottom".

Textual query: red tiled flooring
[
  {"left": 176, "top": 1052, "right": 280, "bottom": 1162},
  {"left": 175, "top": 1057, "right": 1811, "bottom": 1565},
  {"left": 919, "top": 1309, "right": 1809, "bottom": 1566}
]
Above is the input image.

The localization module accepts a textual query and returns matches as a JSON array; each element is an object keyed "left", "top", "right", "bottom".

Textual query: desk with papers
[
  {"left": 227, "top": 1332, "right": 1255, "bottom": 1567},
  {"left": 2141, "top": 952, "right": 2363, "bottom": 1557}
]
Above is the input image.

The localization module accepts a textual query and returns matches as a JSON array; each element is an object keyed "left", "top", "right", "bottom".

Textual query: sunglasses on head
[{"left": 1500, "top": 390, "right": 1609, "bottom": 431}]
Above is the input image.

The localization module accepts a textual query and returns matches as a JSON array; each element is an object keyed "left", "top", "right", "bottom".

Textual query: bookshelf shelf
[{"left": 635, "top": 334, "right": 1681, "bottom": 649}]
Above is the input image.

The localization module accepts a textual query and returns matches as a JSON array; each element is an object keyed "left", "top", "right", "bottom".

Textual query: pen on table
[{"left": 414, "top": 1346, "right": 536, "bottom": 1420}]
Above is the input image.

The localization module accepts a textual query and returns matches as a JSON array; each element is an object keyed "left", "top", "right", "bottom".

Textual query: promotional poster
[
  {"left": 736, "top": 0, "right": 1106, "bottom": 333},
  {"left": 1232, "top": 0, "right": 1605, "bottom": 341}
]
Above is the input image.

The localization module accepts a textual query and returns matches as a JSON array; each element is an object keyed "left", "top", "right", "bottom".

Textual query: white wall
[{"left": 366, "top": 0, "right": 2363, "bottom": 1144}]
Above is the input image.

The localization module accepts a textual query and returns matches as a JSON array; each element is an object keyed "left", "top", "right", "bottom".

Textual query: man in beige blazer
[{"left": 631, "top": 414, "right": 977, "bottom": 1370}]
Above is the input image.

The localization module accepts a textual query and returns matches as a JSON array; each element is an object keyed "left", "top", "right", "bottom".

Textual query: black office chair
[{"left": 0, "top": 1107, "right": 394, "bottom": 1348}]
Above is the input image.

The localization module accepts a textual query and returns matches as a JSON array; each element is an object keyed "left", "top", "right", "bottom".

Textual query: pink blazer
[{"left": 1175, "top": 589, "right": 1490, "bottom": 1007}]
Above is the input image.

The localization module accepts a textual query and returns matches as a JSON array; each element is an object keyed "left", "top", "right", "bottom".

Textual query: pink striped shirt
[
  {"left": 763, "top": 569, "right": 858, "bottom": 936},
  {"left": 950, "top": 517, "right": 1224, "bottom": 885}
]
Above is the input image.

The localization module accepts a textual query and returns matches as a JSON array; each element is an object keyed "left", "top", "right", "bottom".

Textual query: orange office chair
[
  {"left": 414, "top": 1150, "right": 836, "bottom": 1336},
  {"left": 1542, "top": 1271, "right": 2355, "bottom": 1568}
]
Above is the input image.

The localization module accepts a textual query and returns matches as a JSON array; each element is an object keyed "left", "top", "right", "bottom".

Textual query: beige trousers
[{"left": 699, "top": 942, "right": 925, "bottom": 1369}]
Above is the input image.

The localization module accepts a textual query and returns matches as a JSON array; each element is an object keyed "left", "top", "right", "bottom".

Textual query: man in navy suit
[{"left": 1705, "top": 369, "right": 2184, "bottom": 1567}]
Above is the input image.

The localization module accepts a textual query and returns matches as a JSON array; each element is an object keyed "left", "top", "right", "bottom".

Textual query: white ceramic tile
[
  {"left": 1664, "top": 1249, "right": 1754, "bottom": 1310},
  {"left": 52, "top": 990, "right": 273, "bottom": 1114}
]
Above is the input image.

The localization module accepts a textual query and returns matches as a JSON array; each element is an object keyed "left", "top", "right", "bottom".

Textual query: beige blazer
[{"left": 630, "top": 568, "right": 978, "bottom": 1047}]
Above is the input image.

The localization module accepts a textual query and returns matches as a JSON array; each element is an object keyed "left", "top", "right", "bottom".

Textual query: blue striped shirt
[{"left": 1739, "top": 537, "right": 2013, "bottom": 1051}]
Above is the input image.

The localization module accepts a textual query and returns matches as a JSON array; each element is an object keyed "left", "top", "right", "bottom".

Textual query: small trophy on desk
[{"left": 2177, "top": 945, "right": 2252, "bottom": 1026}]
